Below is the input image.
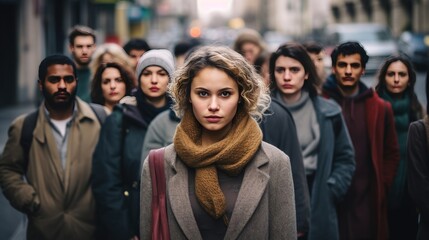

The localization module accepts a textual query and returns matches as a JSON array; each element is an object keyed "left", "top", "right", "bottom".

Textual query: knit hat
[
  {"left": 136, "top": 49, "right": 175, "bottom": 82},
  {"left": 233, "top": 28, "right": 266, "bottom": 53}
]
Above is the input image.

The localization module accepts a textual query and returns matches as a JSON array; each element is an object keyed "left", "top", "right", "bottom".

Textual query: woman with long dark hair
[
  {"left": 92, "top": 49, "right": 175, "bottom": 240},
  {"left": 375, "top": 55, "right": 424, "bottom": 239},
  {"left": 90, "top": 62, "right": 135, "bottom": 112},
  {"left": 269, "top": 42, "right": 355, "bottom": 240}
]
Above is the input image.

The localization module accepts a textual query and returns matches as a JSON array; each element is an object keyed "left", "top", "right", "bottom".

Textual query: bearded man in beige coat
[{"left": 0, "top": 55, "right": 103, "bottom": 240}]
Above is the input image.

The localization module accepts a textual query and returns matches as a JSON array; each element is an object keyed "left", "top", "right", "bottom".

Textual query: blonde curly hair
[
  {"left": 169, "top": 45, "right": 270, "bottom": 121},
  {"left": 89, "top": 43, "right": 134, "bottom": 80}
]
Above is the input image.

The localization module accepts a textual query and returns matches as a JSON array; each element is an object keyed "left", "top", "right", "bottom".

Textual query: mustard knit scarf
[{"left": 173, "top": 109, "right": 262, "bottom": 220}]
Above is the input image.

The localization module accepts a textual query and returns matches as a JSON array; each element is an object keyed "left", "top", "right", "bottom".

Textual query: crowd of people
[{"left": 0, "top": 24, "right": 428, "bottom": 240}]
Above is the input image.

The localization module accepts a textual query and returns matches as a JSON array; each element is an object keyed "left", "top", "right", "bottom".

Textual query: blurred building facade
[
  {"left": 231, "top": 0, "right": 328, "bottom": 37},
  {"left": 328, "top": 0, "right": 429, "bottom": 37},
  {"left": 231, "top": 0, "right": 428, "bottom": 39},
  {"left": 0, "top": 0, "right": 197, "bottom": 107}
]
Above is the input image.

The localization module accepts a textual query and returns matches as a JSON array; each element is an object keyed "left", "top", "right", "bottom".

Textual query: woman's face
[
  {"left": 384, "top": 61, "right": 409, "bottom": 95},
  {"left": 139, "top": 65, "right": 169, "bottom": 99},
  {"left": 101, "top": 67, "right": 127, "bottom": 107},
  {"left": 261, "top": 60, "right": 270, "bottom": 87},
  {"left": 190, "top": 67, "right": 239, "bottom": 139},
  {"left": 274, "top": 56, "right": 308, "bottom": 103},
  {"left": 101, "top": 52, "right": 113, "bottom": 64},
  {"left": 241, "top": 42, "right": 261, "bottom": 64}
]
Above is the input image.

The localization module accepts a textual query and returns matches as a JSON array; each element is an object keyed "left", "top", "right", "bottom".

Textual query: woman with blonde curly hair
[
  {"left": 89, "top": 43, "right": 135, "bottom": 84},
  {"left": 140, "top": 45, "right": 297, "bottom": 239}
]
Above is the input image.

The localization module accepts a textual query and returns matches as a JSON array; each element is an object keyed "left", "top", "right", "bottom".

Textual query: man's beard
[
  {"left": 42, "top": 87, "right": 77, "bottom": 111},
  {"left": 72, "top": 53, "right": 90, "bottom": 67}
]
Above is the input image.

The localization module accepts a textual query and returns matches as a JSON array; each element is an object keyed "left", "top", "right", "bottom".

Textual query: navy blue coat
[{"left": 92, "top": 103, "right": 149, "bottom": 240}]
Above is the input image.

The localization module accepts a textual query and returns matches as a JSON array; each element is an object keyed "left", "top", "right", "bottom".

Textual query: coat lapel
[
  {"left": 168, "top": 156, "right": 203, "bottom": 240},
  {"left": 64, "top": 119, "right": 79, "bottom": 192},
  {"left": 64, "top": 99, "right": 99, "bottom": 192},
  {"left": 224, "top": 149, "right": 270, "bottom": 239},
  {"left": 33, "top": 107, "right": 65, "bottom": 187}
]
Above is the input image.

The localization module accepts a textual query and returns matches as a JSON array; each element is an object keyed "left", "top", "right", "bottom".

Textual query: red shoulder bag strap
[{"left": 148, "top": 148, "right": 170, "bottom": 240}]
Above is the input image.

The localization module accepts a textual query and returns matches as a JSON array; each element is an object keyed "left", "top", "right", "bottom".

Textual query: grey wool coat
[{"left": 140, "top": 142, "right": 297, "bottom": 240}]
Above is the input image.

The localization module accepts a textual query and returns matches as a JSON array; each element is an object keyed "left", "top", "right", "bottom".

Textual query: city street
[
  {"left": 0, "top": 71, "right": 426, "bottom": 240},
  {"left": 0, "top": 103, "right": 35, "bottom": 240}
]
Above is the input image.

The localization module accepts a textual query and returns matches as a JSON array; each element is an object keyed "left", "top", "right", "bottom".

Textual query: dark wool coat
[
  {"left": 270, "top": 94, "right": 355, "bottom": 239},
  {"left": 308, "top": 96, "right": 355, "bottom": 240},
  {"left": 407, "top": 119, "right": 429, "bottom": 240},
  {"left": 259, "top": 99, "right": 310, "bottom": 233},
  {"left": 92, "top": 103, "right": 149, "bottom": 240}
]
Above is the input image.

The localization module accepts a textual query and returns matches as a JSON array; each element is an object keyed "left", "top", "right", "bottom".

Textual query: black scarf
[{"left": 134, "top": 88, "right": 171, "bottom": 125}]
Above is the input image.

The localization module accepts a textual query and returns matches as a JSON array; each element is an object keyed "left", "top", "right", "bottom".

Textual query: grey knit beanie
[{"left": 136, "top": 49, "right": 175, "bottom": 82}]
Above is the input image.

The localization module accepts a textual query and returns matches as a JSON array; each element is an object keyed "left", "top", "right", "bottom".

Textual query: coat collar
[
  {"left": 165, "top": 144, "right": 270, "bottom": 239},
  {"left": 33, "top": 97, "right": 98, "bottom": 143},
  {"left": 313, "top": 96, "right": 342, "bottom": 117},
  {"left": 224, "top": 145, "right": 269, "bottom": 239},
  {"left": 32, "top": 98, "right": 99, "bottom": 189}
]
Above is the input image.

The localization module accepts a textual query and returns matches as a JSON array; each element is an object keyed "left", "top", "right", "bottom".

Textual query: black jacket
[
  {"left": 260, "top": 99, "right": 310, "bottom": 233},
  {"left": 92, "top": 103, "right": 150, "bottom": 240},
  {"left": 407, "top": 119, "right": 429, "bottom": 240}
]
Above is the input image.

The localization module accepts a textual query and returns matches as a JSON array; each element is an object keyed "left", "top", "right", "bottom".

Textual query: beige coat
[
  {"left": 140, "top": 142, "right": 297, "bottom": 240},
  {"left": 0, "top": 98, "right": 101, "bottom": 240}
]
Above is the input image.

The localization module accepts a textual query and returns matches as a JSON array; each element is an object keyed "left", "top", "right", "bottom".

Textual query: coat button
[
  {"left": 132, "top": 181, "right": 138, "bottom": 188},
  {"left": 124, "top": 191, "right": 129, "bottom": 197}
]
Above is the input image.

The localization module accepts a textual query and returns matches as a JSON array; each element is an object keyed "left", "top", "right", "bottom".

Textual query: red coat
[
  {"left": 323, "top": 83, "right": 400, "bottom": 240},
  {"left": 365, "top": 92, "right": 400, "bottom": 240}
]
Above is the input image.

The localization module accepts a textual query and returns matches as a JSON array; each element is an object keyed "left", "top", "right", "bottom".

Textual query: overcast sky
[{"left": 197, "top": 0, "right": 232, "bottom": 23}]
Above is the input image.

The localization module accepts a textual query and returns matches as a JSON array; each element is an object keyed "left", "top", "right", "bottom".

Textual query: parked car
[
  {"left": 324, "top": 23, "right": 398, "bottom": 73},
  {"left": 397, "top": 31, "right": 429, "bottom": 70}
]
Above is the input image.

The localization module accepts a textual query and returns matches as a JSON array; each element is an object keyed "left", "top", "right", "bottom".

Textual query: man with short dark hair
[
  {"left": 68, "top": 25, "right": 97, "bottom": 102},
  {"left": 322, "top": 41, "right": 400, "bottom": 240},
  {"left": 123, "top": 38, "right": 151, "bottom": 69},
  {"left": 0, "top": 55, "right": 103, "bottom": 239},
  {"left": 303, "top": 41, "right": 327, "bottom": 89}
]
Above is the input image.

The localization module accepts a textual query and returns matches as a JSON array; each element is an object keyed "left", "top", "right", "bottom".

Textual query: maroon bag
[{"left": 148, "top": 148, "right": 170, "bottom": 240}]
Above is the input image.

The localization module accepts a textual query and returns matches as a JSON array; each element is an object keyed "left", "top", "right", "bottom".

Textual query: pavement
[{"left": 0, "top": 103, "right": 36, "bottom": 240}]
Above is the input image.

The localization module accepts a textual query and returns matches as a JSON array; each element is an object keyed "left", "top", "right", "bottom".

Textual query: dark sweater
[
  {"left": 323, "top": 80, "right": 377, "bottom": 239},
  {"left": 76, "top": 67, "right": 91, "bottom": 103}
]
